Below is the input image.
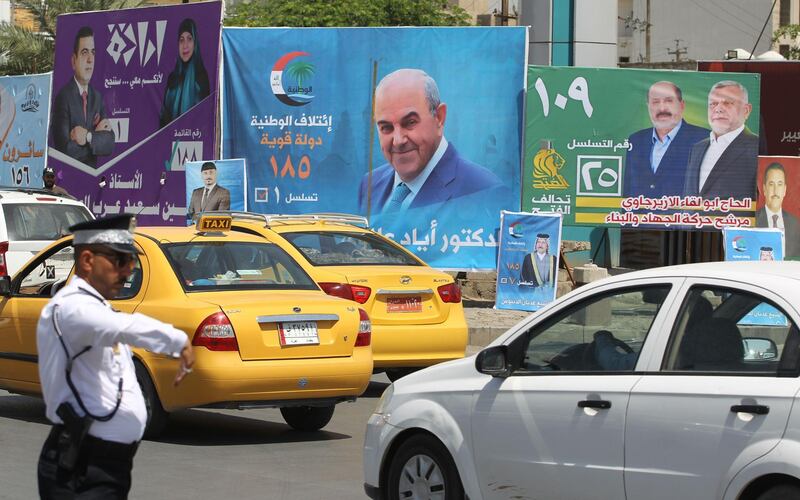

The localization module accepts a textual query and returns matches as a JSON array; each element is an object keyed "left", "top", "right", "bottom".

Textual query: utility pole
[
  {"left": 645, "top": 0, "right": 651, "bottom": 62},
  {"left": 620, "top": 2, "right": 653, "bottom": 62},
  {"left": 494, "top": 0, "right": 518, "bottom": 26},
  {"left": 667, "top": 39, "right": 688, "bottom": 61}
]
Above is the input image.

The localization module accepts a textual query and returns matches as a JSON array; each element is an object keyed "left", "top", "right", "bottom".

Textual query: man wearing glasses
[{"left": 35, "top": 214, "right": 194, "bottom": 498}]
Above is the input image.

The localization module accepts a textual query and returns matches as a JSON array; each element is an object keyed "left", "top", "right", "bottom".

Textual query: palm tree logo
[
  {"left": 271, "top": 52, "right": 315, "bottom": 106},
  {"left": 285, "top": 61, "right": 315, "bottom": 97}
]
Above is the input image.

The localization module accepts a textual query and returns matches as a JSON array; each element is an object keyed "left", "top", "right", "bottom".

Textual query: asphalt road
[{"left": 0, "top": 374, "right": 392, "bottom": 499}]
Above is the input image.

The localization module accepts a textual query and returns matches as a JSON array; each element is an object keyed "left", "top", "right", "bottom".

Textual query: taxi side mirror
[
  {"left": 0, "top": 276, "right": 11, "bottom": 296},
  {"left": 475, "top": 345, "right": 511, "bottom": 378}
]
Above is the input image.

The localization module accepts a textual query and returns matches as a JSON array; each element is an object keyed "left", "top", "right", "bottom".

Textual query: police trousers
[{"left": 38, "top": 425, "right": 139, "bottom": 500}]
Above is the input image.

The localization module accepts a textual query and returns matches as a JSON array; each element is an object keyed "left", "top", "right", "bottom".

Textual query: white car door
[
  {"left": 625, "top": 280, "right": 800, "bottom": 500},
  {"left": 471, "top": 281, "right": 680, "bottom": 500}
]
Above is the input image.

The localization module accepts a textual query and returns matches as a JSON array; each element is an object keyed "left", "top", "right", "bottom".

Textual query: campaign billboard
[
  {"left": 524, "top": 66, "right": 761, "bottom": 231},
  {"left": 495, "top": 211, "right": 562, "bottom": 311},
  {"left": 222, "top": 27, "right": 526, "bottom": 269},
  {"left": 754, "top": 156, "right": 800, "bottom": 260},
  {"left": 0, "top": 73, "right": 50, "bottom": 189},
  {"left": 48, "top": 1, "right": 222, "bottom": 224}
]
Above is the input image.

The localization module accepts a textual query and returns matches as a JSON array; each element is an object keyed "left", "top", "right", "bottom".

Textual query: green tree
[
  {"left": 772, "top": 24, "right": 800, "bottom": 60},
  {"left": 225, "top": 0, "right": 472, "bottom": 28},
  {"left": 0, "top": 0, "right": 146, "bottom": 75}
]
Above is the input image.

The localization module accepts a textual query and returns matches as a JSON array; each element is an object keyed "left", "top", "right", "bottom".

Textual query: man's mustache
[
  {"left": 390, "top": 145, "right": 416, "bottom": 154},
  {"left": 656, "top": 112, "right": 673, "bottom": 118}
]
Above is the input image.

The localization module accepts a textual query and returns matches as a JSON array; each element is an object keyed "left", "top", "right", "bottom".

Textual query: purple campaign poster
[{"left": 48, "top": 1, "right": 222, "bottom": 225}]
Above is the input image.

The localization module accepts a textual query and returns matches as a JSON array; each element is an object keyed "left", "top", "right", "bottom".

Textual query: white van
[{"left": 0, "top": 189, "right": 93, "bottom": 277}]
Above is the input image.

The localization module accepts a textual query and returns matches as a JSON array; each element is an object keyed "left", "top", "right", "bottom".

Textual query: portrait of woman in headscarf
[{"left": 159, "top": 18, "right": 210, "bottom": 128}]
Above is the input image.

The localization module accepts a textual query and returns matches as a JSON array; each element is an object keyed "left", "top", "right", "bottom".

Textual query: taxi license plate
[
  {"left": 279, "top": 321, "right": 319, "bottom": 346},
  {"left": 387, "top": 296, "right": 422, "bottom": 313}
]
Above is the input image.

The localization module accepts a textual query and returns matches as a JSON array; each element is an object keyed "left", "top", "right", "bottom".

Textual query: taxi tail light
[
  {"left": 193, "top": 311, "right": 239, "bottom": 351},
  {"left": 355, "top": 308, "right": 371, "bottom": 347},
  {"left": 319, "top": 282, "right": 371, "bottom": 304},
  {"left": 437, "top": 282, "right": 462, "bottom": 303},
  {"left": 0, "top": 241, "right": 8, "bottom": 277}
]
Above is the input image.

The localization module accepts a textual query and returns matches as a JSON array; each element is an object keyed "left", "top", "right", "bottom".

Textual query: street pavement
[
  {"left": 0, "top": 307, "right": 530, "bottom": 499},
  {"left": 0, "top": 375, "right": 393, "bottom": 499}
]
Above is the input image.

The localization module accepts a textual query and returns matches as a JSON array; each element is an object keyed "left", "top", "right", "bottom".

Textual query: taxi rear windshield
[
  {"left": 164, "top": 242, "right": 318, "bottom": 291},
  {"left": 281, "top": 231, "right": 421, "bottom": 266},
  {"left": 4, "top": 203, "right": 92, "bottom": 241}
]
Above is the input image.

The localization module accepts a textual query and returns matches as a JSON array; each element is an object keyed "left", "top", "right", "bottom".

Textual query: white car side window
[
  {"left": 664, "top": 286, "right": 799, "bottom": 374},
  {"left": 517, "top": 285, "right": 670, "bottom": 373}
]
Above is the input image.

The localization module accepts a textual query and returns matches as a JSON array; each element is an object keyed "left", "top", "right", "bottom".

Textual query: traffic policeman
[{"left": 36, "top": 214, "right": 194, "bottom": 499}]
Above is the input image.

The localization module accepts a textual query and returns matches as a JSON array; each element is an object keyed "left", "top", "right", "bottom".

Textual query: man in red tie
[
  {"left": 756, "top": 162, "right": 800, "bottom": 258},
  {"left": 51, "top": 26, "right": 115, "bottom": 168}
]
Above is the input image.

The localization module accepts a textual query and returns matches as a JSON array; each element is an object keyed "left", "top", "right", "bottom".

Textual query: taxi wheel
[
  {"left": 279, "top": 405, "right": 335, "bottom": 432},
  {"left": 385, "top": 368, "right": 418, "bottom": 383},
  {"left": 385, "top": 434, "right": 464, "bottom": 500},
  {"left": 134, "top": 361, "right": 169, "bottom": 439}
]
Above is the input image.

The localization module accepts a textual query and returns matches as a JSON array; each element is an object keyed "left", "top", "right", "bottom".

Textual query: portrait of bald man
[
  {"left": 684, "top": 80, "right": 759, "bottom": 200},
  {"left": 622, "top": 81, "right": 709, "bottom": 198},
  {"left": 358, "top": 68, "right": 507, "bottom": 214}
]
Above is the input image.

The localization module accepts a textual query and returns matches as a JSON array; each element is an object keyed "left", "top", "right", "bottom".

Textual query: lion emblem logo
[{"left": 532, "top": 148, "right": 569, "bottom": 190}]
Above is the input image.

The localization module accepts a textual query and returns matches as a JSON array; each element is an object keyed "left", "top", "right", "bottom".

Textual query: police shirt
[{"left": 37, "top": 276, "right": 188, "bottom": 444}]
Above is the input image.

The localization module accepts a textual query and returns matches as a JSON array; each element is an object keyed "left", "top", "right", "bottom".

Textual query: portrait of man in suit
[
  {"left": 684, "top": 80, "right": 758, "bottom": 201},
  {"left": 520, "top": 233, "right": 557, "bottom": 288},
  {"left": 358, "top": 68, "right": 506, "bottom": 214},
  {"left": 756, "top": 162, "right": 799, "bottom": 258},
  {"left": 188, "top": 161, "right": 231, "bottom": 221},
  {"left": 51, "top": 26, "right": 115, "bottom": 168},
  {"left": 622, "top": 81, "right": 709, "bottom": 198}
]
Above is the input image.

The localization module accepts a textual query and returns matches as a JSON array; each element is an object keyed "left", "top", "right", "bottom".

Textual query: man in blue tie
[
  {"left": 358, "top": 68, "right": 506, "bottom": 215},
  {"left": 622, "top": 81, "right": 708, "bottom": 199}
]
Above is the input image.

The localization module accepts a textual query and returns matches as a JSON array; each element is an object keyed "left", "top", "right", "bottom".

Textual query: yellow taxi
[
  {"left": 212, "top": 212, "right": 468, "bottom": 381},
  {"left": 0, "top": 215, "right": 373, "bottom": 436}
]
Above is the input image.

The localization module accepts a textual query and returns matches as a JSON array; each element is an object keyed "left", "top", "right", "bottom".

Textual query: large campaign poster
[
  {"left": 0, "top": 73, "right": 50, "bottom": 188},
  {"left": 222, "top": 27, "right": 526, "bottom": 269},
  {"left": 755, "top": 156, "right": 800, "bottom": 260},
  {"left": 699, "top": 61, "right": 800, "bottom": 157},
  {"left": 495, "top": 211, "right": 562, "bottom": 312},
  {"left": 524, "top": 67, "right": 760, "bottom": 231},
  {"left": 48, "top": 1, "right": 222, "bottom": 225}
]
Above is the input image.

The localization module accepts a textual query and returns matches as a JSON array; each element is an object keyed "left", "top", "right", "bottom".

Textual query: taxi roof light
[
  {"left": 355, "top": 308, "right": 371, "bottom": 347},
  {"left": 193, "top": 311, "right": 239, "bottom": 351},
  {"left": 195, "top": 214, "right": 233, "bottom": 233}
]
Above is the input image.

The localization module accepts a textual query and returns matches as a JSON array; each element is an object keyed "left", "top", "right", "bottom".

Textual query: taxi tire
[
  {"left": 279, "top": 404, "right": 335, "bottom": 432},
  {"left": 385, "top": 434, "right": 464, "bottom": 500},
  {"left": 134, "top": 360, "right": 169, "bottom": 439}
]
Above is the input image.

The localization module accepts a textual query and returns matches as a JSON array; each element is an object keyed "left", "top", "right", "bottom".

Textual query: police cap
[{"left": 69, "top": 214, "right": 141, "bottom": 254}]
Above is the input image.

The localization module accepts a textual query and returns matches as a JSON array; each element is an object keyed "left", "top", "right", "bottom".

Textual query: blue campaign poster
[
  {"left": 723, "top": 227, "right": 787, "bottom": 326},
  {"left": 185, "top": 158, "right": 246, "bottom": 223},
  {"left": 495, "top": 211, "right": 562, "bottom": 312},
  {"left": 222, "top": 27, "right": 526, "bottom": 269}
]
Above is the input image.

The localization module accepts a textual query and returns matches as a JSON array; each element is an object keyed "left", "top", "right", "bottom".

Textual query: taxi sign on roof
[{"left": 196, "top": 215, "right": 232, "bottom": 232}]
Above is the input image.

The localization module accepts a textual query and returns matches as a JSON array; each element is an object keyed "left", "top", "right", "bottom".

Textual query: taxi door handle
[
  {"left": 731, "top": 404, "right": 769, "bottom": 415},
  {"left": 578, "top": 400, "right": 611, "bottom": 410}
]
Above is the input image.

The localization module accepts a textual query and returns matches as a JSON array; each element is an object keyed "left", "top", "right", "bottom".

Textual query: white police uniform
[
  {"left": 37, "top": 276, "right": 187, "bottom": 443},
  {"left": 36, "top": 214, "right": 188, "bottom": 499}
]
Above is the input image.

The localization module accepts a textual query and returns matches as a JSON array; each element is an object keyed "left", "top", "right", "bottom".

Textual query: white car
[
  {"left": 364, "top": 261, "right": 800, "bottom": 500},
  {"left": 0, "top": 188, "right": 92, "bottom": 277}
]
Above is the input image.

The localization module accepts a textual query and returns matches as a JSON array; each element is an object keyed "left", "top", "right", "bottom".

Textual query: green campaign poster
[{"left": 523, "top": 66, "right": 760, "bottom": 230}]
